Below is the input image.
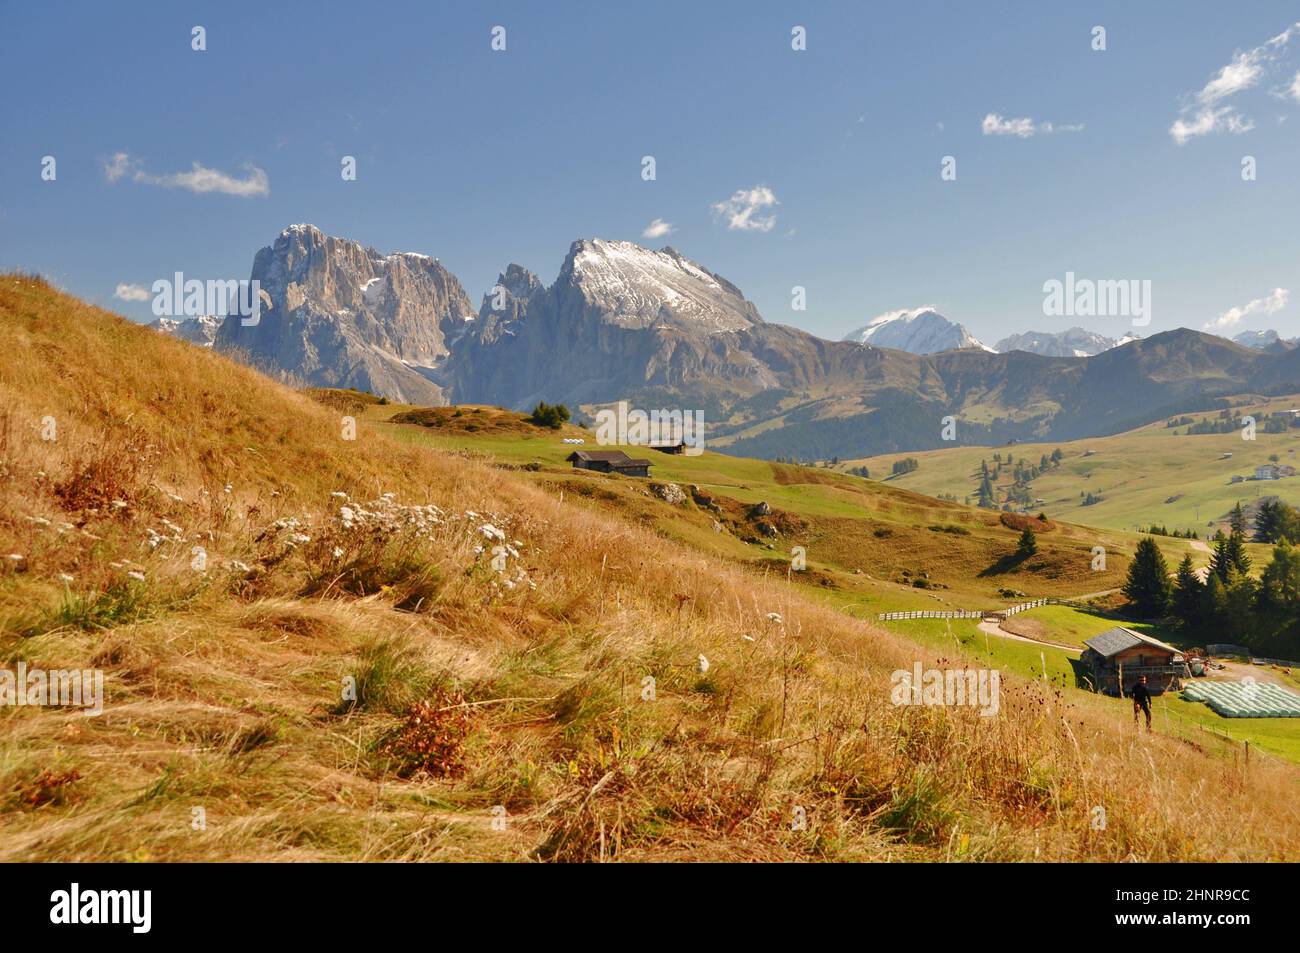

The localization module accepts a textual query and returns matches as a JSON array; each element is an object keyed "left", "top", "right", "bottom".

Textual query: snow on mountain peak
[
  {"left": 148, "top": 313, "right": 222, "bottom": 347},
  {"left": 843, "top": 306, "right": 991, "bottom": 354},
  {"left": 993, "top": 327, "right": 1135, "bottom": 357},
  {"left": 562, "top": 238, "right": 759, "bottom": 332}
]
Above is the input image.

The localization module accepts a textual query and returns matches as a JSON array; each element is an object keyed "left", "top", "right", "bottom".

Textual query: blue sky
[{"left": 2, "top": 1, "right": 1299, "bottom": 346}]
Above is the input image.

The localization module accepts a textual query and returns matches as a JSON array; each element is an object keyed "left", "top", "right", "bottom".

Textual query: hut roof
[{"left": 1083, "top": 626, "right": 1180, "bottom": 659}]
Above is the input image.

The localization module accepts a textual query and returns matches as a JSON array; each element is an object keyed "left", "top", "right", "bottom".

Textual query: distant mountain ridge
[
  {"left": 993, "top": 327, "right": 1139, "bottom": 357},
  {"left": 149, "top": 314, "right": 221, "bottom": 347},
  {"left": 197, "top": 224, "right": 1300, "bottom": 460},
  {"left": 1233, "top": 329, "right": 1298, "bottom": 354}
]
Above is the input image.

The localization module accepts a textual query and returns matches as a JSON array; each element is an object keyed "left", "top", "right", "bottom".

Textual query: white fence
[
  {"left": 877, "top": 598, "right": 1049, "bottom": 622},
  {"left": 1250, "top": 657, "right": 1300, "bottom": 668},
  {"left": 1001, "top": 598, "right": 1049, "bottom": 617},
  {"left": 875, "top": 609, "right": 983, "bottom": 621}
]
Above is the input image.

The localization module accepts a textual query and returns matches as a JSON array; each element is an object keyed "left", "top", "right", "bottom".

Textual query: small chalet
[
  {"left": 566, "top": 449, "right": 652, "bottom": 478},
  {"left": 1081, "top": 627, "right": 1189, "bottom": 696}
]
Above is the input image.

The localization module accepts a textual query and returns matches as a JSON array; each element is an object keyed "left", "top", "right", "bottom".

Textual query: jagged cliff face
[
  {"left": 215, "top": 224, "right": 474, "bottom": 404},
  {"left": 450, "top": 239, "right": 785, "bottom": 408}
]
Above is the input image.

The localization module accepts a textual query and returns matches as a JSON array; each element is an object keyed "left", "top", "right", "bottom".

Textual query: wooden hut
[
  {"left": 1081, "top": 627, "right": 1189, "bottom": 696},
  {"left": 565, "top": 450, "right": 652, "bottom": 478}
]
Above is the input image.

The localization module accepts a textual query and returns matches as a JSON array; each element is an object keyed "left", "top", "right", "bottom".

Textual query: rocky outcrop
[
  {"left": 448, "top": 239, "right": 783, "bottom": 408},
  {"left": 215, "top": 225, "right": 475, "bottom": 404},
  {"left": 650, "top": 482, "right": 688, "bottom": 505}
]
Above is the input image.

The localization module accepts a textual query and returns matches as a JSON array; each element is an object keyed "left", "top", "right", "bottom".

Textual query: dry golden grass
[{"left": 0, "top": 274, "right": 1297, "bottom": 862}]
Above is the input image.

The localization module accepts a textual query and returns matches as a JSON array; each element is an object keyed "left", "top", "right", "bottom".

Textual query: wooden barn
[
  {"left": 648, "top": 441, "right": 688, "bottom": 455},
  {"left": 1081, "top": 627, "right": 1189, "bottom": 696},
  {"left": 565, "top": 449, "right": 652, "bottom": 478}
]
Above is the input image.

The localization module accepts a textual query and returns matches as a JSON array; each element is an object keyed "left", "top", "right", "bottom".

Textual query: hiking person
[{"left": 1130, "top": 675, "right": 1152, "bottom": 731}]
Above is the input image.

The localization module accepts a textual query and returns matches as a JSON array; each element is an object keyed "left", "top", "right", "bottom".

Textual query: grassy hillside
[
  {"left": 367, "top": 401, "right": 1150, "bottom": 612},
  {"left": 377, "top": 405, "right": 1300, "bottom": 765},
  {"left": 842, "top": 401, "right": 1300, "bottom": 538},
  {"left": 2, "top": 275, "right": 1298, "bottom": 862}
]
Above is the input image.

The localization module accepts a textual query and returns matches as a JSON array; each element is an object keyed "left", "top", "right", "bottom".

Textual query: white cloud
[
  {"left": 1200, "top": 51, "right": 1267, "bottom": 104},
  {"left": 642, "top": 218, "right": 674, "bottom": 239},
  {"left": 1205, "top": 287, "right": 1289, "bottom": 330},
  {"left": 982, "top": 114, "right": 1035, "bottom": 137},
  {"left": 137, "top": 162, "right": 269, "bottom": 197},
  {"left": 1171, "top": 22, "right": 1300, "bottom": 143},
  {"left": 981, "top": 113, "right": 1084, "bottom": 138},
  {"left": 710, "top": 185, "right": 779, "bottom": 233},
  {"left": 102, "top": 151, "right": 269, "bottom": 197},
  {"left": 1170, "top": 107, "right": 1227, "bottom": 144},
  {"left": 1290, "top": 71, "right": 1300, "bottom": 102},
  {"left": 113, "top": 283, "right": 150, "bottom": 302},
  {"left": 103, "top": 152, "right": 134, "bottom": 182}
]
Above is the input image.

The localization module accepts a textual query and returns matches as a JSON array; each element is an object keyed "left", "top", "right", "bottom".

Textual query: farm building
[
  {"left": 565, "top": 450, "right": 652, "bottom": 477},
  {"left": 1081, "top": 627, "right": 1190, "bottom": 696},
  {"left": 648, "top": 441, "right": 688, "bottom": 455}
]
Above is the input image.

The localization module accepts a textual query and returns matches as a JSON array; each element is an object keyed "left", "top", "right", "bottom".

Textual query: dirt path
[
  {"left": 1208, "top": 658, "right": 1292, "bottom": 688},
  {"left": 976, "top": 620, "right": 1080, "bottom": 654},
  {"left": 1064, "top": 586, "right": 1119, "bottom": 602},
  {"left": 1185, "top": 540, "right": 1213, "bottom": 581}
]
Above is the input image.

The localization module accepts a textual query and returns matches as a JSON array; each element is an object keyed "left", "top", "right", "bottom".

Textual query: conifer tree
[
  {"left": 1123, "top": 537, "right": 1171, "bottom": 617},
  {"left": 1171, "top": 554, "right": 1203, "bottom": 627}
]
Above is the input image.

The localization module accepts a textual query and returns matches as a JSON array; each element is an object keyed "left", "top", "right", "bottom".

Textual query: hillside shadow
[{"left": 977, "top": 553, "right": 1032, "bottom": 577}]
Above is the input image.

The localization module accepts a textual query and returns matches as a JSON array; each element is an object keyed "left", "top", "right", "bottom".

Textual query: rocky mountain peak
[
  {"left": 993, "top": 326, "right": 1139, "bottom": 357},
  {"left": 844, "top": 307, "right": 990, "bottom": 354},
  {"left": 556, "top": 238, "right": 762, "bottom": 332},
  {"left": 214, "top": 224, "right": 474, "bottom": 404}
]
